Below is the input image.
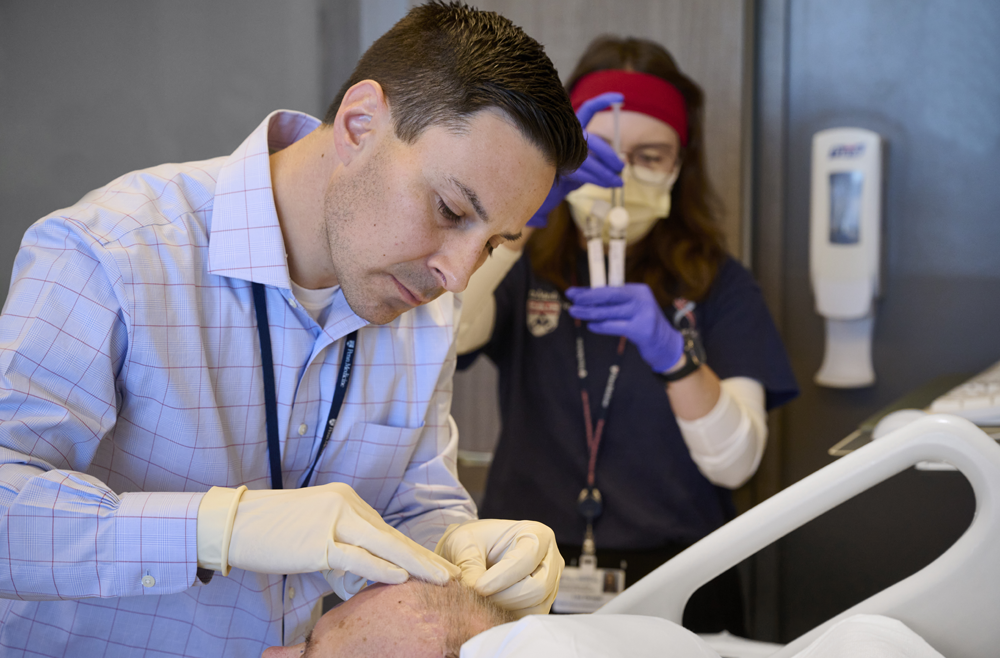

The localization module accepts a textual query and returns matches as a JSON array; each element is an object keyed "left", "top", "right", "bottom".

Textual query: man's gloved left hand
[
  {"left": 435, "top": 519, "right": 563, "bottom": 617},
  {"left": 566, "top": 283, "right": 685, "bottom": 373}
]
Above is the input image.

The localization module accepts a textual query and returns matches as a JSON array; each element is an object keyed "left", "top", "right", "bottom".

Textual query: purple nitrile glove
[
  {"left": 566, "top": 283, "right": 684, "bottom": 373},
  {"left": 527, "top": 92, "right": 626, "bottom": 227}
]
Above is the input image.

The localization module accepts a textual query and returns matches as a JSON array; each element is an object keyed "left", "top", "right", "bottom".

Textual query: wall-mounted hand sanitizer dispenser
[{"left": 810, "top": 127, "right": 883, "bottom": 388}]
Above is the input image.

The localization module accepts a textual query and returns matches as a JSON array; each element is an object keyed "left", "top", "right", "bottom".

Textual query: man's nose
[{"left": 428, "top": 234, "right": 489, "bottom": 294}]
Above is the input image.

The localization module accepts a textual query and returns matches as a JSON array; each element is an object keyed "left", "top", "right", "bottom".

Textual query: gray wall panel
[{"left": 1, "top": 0, "right": 327, "bottom": 307}]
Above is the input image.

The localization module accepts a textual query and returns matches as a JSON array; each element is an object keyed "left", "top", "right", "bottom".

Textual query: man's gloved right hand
[
  {"left": 435, "top": 519, "right": 563, "bottom": 618},
  {"left": 527, "top": 91, "right": 625, "bottom": 227},
  {"left": 197, "top": 483, "right": 460, "bottom": 599}
]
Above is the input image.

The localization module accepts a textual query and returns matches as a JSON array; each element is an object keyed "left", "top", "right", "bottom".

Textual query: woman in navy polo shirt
[{"left": 457, "top": 36, "right": 797, "bottom": 634}]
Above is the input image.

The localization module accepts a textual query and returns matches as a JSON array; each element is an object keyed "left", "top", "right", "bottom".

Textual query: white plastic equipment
[
  {"left": 597, "top": 414, "right": 1000, "bottom": 658},
  {"left": 929, "top": 357, "right": 1000, "bottom": 425},
  {"left": 809, "top": 128, "right": 883, "bottom": 388}
]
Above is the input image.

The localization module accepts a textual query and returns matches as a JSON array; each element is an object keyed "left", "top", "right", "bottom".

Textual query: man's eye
[{"left": 438, "top": 199, "right": 462, "bottom": 223}]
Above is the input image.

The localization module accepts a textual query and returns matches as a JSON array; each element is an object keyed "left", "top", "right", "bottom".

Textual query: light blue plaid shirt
[{"left": 0, "top": 110, "right": 475, "bottom": 657}]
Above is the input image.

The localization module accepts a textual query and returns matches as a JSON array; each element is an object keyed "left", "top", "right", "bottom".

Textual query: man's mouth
[{"left": 391, "top": 276, "right": 428, "bottom": 306}]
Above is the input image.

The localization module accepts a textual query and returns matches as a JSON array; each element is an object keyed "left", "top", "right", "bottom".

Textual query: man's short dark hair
[{"left": 324, "top": 1, "right": 587, "bottom": 176}]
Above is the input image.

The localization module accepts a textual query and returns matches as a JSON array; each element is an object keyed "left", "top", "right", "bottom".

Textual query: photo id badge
[{"left": 552, "top": 555, "right": 625, "bottom": 613}]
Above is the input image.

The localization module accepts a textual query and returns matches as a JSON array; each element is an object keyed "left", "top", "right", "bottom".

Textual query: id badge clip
[{"left": 553, "top": 493, "right": 625, "bottom": 614}]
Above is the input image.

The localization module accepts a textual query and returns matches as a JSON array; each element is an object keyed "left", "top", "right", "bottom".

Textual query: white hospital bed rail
[{"left": 597, "top": 414, "right": 1000, "bottom": 658}]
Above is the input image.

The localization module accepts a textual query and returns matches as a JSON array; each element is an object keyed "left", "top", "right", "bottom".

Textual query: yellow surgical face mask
[{"left": 566, "top": 164, "right": 679, "bottom": 245}]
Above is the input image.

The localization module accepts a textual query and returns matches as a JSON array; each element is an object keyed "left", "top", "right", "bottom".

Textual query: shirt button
[
  {"left": 288, "top": 586, "right": 296, "bottom": 600},
  {"left": 298, "top": 423, "right": 308, "bottom": 436},
  {"left": 141, "top": 575, "right": 156, "bottom": 588},
  {"left": 289, "top": 298, "right": 298, "bottom": 309}
]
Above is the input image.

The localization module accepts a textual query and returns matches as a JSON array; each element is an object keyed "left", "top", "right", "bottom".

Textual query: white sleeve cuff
[
  {"left": 676, "top": 377, "right": 768, "bottom": 489},
  {"left": 113, "top": 490, "right": 205, "bottom": 596}
]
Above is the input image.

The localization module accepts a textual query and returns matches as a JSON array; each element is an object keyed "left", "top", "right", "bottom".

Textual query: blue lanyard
[{"left": 252, "top": 282, "right": 357, "bottom": 489}]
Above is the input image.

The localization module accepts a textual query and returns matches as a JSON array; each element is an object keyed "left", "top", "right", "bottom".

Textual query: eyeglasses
[{"left": 621, "top": 144, "right": 680, "bottom": 174}]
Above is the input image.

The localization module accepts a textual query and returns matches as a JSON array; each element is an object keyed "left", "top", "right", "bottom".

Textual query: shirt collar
[{"left": 208, "top": 110, "right": 321, "bottom": 288}]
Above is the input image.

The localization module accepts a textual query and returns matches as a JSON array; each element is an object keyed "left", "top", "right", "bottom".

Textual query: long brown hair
[{"left": 529, "top": 36, "right": 727, "bottom": 305}]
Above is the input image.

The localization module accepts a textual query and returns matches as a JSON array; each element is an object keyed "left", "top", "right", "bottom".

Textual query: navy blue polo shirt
[{"left": 474, "top": 253, "right": 798, "bottom": 550}]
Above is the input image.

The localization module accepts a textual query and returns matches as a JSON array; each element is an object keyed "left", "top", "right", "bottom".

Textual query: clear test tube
[
  {"left": 607, "top": 207, "right": 628, "bottom": 287},
  {"left": 585, "top": 200, "right": 610, "bottom": 288}
]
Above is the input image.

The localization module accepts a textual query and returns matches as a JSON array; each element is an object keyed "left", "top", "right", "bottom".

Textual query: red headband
[{"left": 570, "top": 70, "right": 688, "bottom": 146}]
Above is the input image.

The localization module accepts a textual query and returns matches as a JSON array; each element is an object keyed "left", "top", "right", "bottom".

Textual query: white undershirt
[
  {"left": 457, "top": 246, "right": 769, "bottom": 489},
  {"left": 675, "top": 377, "right": 767, "bottom": 489},
  {"left": 290, "top": 279, "right": 338, "bottom": 326}
]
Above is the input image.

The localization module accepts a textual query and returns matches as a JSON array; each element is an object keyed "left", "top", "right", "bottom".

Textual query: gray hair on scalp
[{"left": 415, "top": 579, "right": 516, "bottom": 657}]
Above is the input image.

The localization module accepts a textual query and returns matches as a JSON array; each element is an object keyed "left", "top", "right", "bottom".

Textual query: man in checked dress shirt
[{"left": 0, "top": 2, "right": 586, "bottom": 656}]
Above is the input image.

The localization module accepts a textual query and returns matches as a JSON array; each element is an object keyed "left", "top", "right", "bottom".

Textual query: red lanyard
[
  {"left": 573, "top": 318, "right": 627, "bottom": 489},
  {"left": 566, "top": 267, "right": 628, "bottom": 498},
  {"left": 575, "top": 297, "right": 696, "bottom": 481}
]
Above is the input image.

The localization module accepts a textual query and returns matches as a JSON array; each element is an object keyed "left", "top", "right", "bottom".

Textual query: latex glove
[
  {"left": 527, "top": 92, "right": 625, "bottom": 227},
  {"left": 435, "top": 519, "right": 563, "bottom": 617},
  {"left": 566, "top": 283, "right": 684, "bottom": 373},
  {"left": 197, "top": 483, "right": 460, "bottom": 600}
]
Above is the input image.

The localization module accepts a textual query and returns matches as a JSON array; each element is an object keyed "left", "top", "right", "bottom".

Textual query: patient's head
[{"left": 262, "top": 579, "right": 515, "bottom": 658}]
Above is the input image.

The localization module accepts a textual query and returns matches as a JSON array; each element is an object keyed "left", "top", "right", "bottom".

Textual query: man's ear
[{"left": 332, "top": 80, "right": 390, "bottom": 165}]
